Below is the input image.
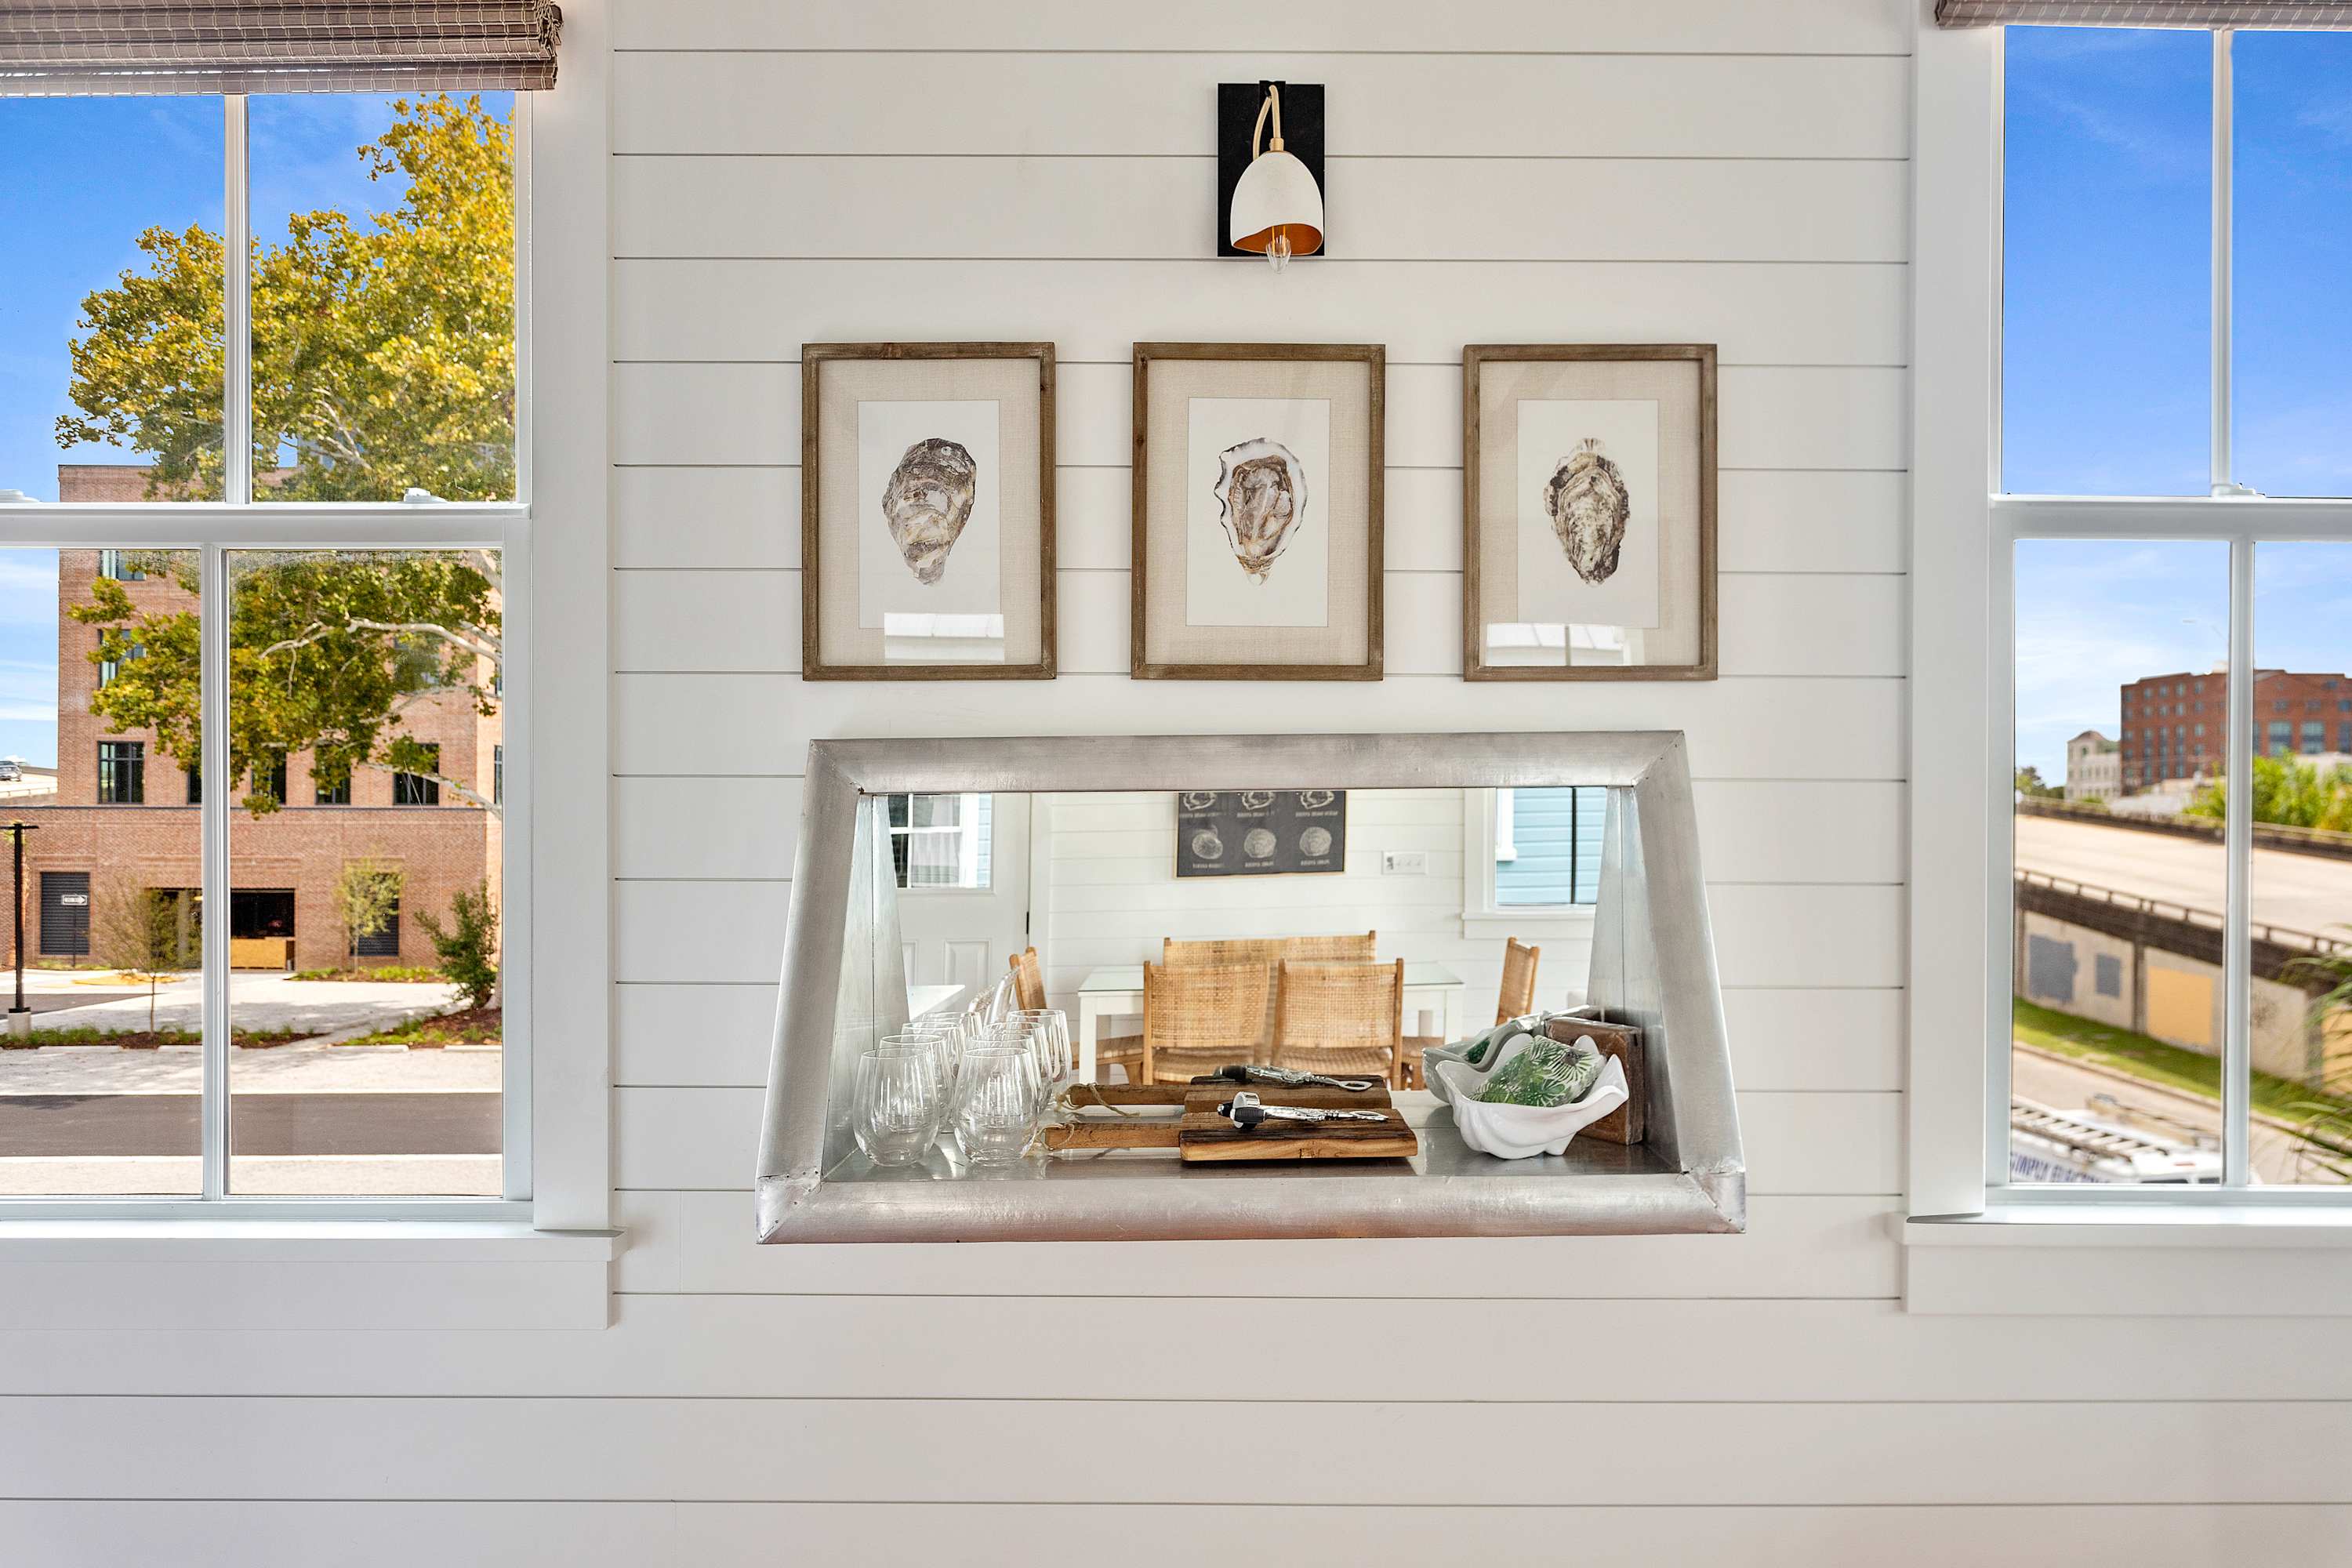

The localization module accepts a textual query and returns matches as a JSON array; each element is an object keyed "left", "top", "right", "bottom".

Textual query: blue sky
[
  {"left": 0, "top": 93, "right": 506, "bottom": 765},
  {"left": 2007, "top": 27, "right": 2352, "bottom": 782}
]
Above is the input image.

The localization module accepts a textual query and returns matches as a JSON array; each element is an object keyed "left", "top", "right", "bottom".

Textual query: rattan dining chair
[
  {"left": 1142, "top": 960, "right": 1275, "bottom": 1083},
  {"left": 1273, "top": 959, "right": 1406, "bottom": 1087},
  {"left": 1281, "top": 931, "right": 1376, "bottom": 962},
  {"left": 1497, "top": 938, "right": 1541, "bottom": 1024},
  {"left": 1163, "top": 934, "right": 1376, "bottom": 1052},
  {"left": 1013, "top": 946, "right": 1144, "bottom": 1083}
]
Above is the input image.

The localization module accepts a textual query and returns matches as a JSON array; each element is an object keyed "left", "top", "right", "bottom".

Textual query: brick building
[
  {"left": 2, "top": 468, "right": 500, "bottom": 972},
  {"left": 2120, "top": 667, "right": 2352, "bottom": 791}
]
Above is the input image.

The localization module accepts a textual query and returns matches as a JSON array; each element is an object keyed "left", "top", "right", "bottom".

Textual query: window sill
[
  {"left": 0, "top": 1221, "right": 621, "bottom": 1330},
  {"left": 1461, "top": 907, "right": 1597, "bottom": 936},
  {"left": 1901, "top": 1207, "right": 2352, "bottom": 1316}
]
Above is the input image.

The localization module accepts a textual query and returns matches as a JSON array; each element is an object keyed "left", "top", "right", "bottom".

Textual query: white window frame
[
  {"left": 1461, "top": 786, "right": 1599, "bottom": 936},
  {"left": 1910, "top": 11, "right": 2352, "bottom": 1308},
  {"left": 0, "top": 0, "right": 612, "bottom": 1320},
  {"left": 885, "top": 791, "right": 992, "bottom": 893}
]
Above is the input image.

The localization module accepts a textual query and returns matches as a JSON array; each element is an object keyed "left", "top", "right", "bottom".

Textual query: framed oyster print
[
  {"left": 801, "top": 342, "right": 1055, "bottom": 680},
  {"left": 1462, "top": 344, "right": 1716, "bottom": 682},
  {"left": 1131, "top": 342, "right": 1384, "bottom": 680}
]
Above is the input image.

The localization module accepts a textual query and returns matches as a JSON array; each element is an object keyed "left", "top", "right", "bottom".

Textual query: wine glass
[
  {"left": 1009, "top": 1008, "right": 1071, "bottom": 1115},
  {"left": 949, "top": 1037, "right": 1041, "bottom": 1167}
]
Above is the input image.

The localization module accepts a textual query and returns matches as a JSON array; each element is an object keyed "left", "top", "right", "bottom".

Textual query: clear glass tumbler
[
  {"left": 950, "top": 1039, "right": 1042, "bottom": 1167},
  {"left": 1010, "top": 1008, "right": 1071, "bottom": 1116},
  {"left": 855, "top": 1047, "right": 944, "bottom": 1168}
]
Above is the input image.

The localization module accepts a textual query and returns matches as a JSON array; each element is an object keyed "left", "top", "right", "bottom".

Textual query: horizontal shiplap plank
[
  {"left": 6, "top": 1501, "right": 2342, "bottom": 1568},
  {"left": 612, "top": 673, "right": 1909, "bottom": 780},
  {"left": 613, "top": 882, "right": 793, "bottom": 985},
  {"left": 610, "top": 1082, "right": 1897, "bottom": 1193},
  {"left": 611, "top": 981, "right": 1900, "bottom": 1093},
  {"left": 613, "top": 362, "right": 1907, "bottom": 470},
  {"left": 610, "top": 466, "right": 1907, "bottom": 577},
  {"left": 612, "top": 0, "right": 1916, "bottom": 56},
  {"left": 30, "top": 1286, "right": 2352, "bottom": 1402},
  {"left": 613, "top": 776, "right": 804, "bottom": 879},
  {"left": 613, "top": 259, "right": 1907, "bottom": 365},
  {"left": 1692, "top": 781, "right": 1904, "bottom": 885},
  {"left": 615, "top": 156, "right": 1907, "bottom": 263},
  {"left": 9, "top": 1395, "right": 2350, "bottom": 1504},
  {"left": 611, "top": 568, "right": 1904, "bottom": 677},
  {"left": 0, "top": 1502, "right": 677, "bottom": 1568},
  {"left": 613, "top": 52, "right": 1906, "bottom": 158}
]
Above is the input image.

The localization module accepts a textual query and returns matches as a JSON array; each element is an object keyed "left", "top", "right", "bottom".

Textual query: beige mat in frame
[
  {"left": 802, "top": 343, "right": 1055, "bottom": 681},
  {"left": 1463, "top": 344, "right": 1716, "bottom": 682},
  {"left": 1132, "top": 343, "right": 1385, "bottom": 681}
]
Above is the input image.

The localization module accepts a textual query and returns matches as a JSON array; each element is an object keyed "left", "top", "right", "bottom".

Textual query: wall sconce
[{"left": 1220, "top": 80, "right": 1323, "bottom": 270}]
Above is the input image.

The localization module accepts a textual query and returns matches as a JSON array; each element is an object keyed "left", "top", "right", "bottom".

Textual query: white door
[{"left": 891, "top": 791, "right": 1031, "bottom": 1009}]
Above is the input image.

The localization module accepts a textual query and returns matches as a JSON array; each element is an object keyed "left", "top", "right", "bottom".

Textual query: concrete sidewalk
[{"left": 12, "top": 969, "right": 463, "bottom": 1036}]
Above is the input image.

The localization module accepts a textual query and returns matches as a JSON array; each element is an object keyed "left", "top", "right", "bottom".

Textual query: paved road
[
  {"left": 2014, "top": 815, "right": 2352, "bottom": 940},
  {"left": 2011, "top": 1045, "right": 2321, "bottom": 1185},
  {"left": 0, "top": 1091, "right": 501, "bottom": 1156}
]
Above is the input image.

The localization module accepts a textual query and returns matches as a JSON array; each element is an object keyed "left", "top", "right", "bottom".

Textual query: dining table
[{"left": 1071, "top": 961, "right": 1468, "bottom": 1083}]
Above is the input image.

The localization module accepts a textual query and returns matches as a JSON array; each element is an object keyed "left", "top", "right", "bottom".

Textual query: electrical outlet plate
[{"left": 1382, "top": 850, "right": 1428, "bottom": 876}]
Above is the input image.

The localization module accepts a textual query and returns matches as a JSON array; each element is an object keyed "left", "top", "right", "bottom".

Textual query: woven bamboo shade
[
  {"left": 1937, "top": 1, "right": 2352, "bottom": 26},
  {"left": 0, "top": 2, "right": 564, "bottom": 94}
]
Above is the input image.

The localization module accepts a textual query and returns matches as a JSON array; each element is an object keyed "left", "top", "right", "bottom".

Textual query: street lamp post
[{"left": 5, "top": 820, "right": 37, "bottom": 1039}]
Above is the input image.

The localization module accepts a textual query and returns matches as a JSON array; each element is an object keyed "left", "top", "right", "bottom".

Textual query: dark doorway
[
  {"left": 39, "top": 871, "right": 90, "bottom": 957},
  {"left": 230, "top": 888, "right": 295, "bottom": 939}
]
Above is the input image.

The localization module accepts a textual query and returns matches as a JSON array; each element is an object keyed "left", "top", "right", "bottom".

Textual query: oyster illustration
[
  {"left": 1180, "top": 791, "right": 1220, "bottom": 811},
  {"left": 1243, "top": 828, "right": 1278, "bottom": 860},
  {"left": 1298, "top": 826, "right": 1333, "bottom": 856},
  {"left": 881, "top": 437, "right": 978, "bottom": 586},
  {"left": 1239, "top": 790, "right": 1275, "bottom": 810},
  {"left": 1190, "top": 829, "right": 1225, "bottom": 861},
  {"left": 1212, "top": 437, "right": 1308, "bottom": 582},
  {"left": 1544, "top": 437, "right": 1632, "bottom": 585},
  {"left": 1295, "top": 789, "right": 1335, "bottom": 810}
]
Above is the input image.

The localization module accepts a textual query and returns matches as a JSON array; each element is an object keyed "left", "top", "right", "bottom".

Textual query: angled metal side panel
[
  {"left": 1631, "top": 737, "right": 1744, "bottom": 1225},
  {"left": 757, "top": 745, "right": 861, "bottom": 1237}
]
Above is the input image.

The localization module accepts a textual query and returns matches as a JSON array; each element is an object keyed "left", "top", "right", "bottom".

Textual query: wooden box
[{"left": 1541, "top": 1010, "right": 1646, "bottom": 1145}]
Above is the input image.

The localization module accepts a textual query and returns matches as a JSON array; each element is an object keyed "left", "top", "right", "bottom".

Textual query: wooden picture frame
[
  {"left": 1461, "top": 343, "right": 1716, "bottom": 682},
  {"left": 1131, "top": 342, "right": 1385, "bottom": 681},
  {"left": 800, "top": 341, "right": 1057, "bottom": 681}
]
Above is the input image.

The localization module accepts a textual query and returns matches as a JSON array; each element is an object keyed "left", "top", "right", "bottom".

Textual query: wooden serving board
[{"left": 1046, "top": 1081, "right": 1417, "bottom": 1163}]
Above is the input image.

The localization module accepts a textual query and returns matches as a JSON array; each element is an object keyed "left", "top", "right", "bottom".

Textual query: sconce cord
[{"left": 1251, "top": 82, "right": 1285, "bottom": 158}]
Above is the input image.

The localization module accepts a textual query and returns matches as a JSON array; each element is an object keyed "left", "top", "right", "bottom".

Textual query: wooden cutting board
[{"left": 1047, "top": 1081, "right": 1417, "bottom": 1163}]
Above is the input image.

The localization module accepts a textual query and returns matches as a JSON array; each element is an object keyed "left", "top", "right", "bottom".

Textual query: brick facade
[
  {"left": 2, "top": 493, "right": 500, "bottom": 972},
  {"left": 2119, "top": 669, "right": 2352, "bottom": 792}
]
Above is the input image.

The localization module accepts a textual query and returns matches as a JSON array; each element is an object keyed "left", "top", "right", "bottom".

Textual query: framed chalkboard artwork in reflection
[{"left": 1174, "top": 789, "right": 1347, "bottom": 878}]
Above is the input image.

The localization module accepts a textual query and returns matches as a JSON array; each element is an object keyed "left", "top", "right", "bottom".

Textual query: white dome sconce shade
[{"left": 1219, "top": 81, "right": 1324, "bottom": 270}]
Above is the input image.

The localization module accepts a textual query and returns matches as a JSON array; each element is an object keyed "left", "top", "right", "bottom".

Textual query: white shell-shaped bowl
[{"left": 1432, "top": 1032, "right": 1630, "bottom": 1160}]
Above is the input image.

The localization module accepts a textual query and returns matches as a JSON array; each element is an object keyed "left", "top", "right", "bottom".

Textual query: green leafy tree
[
  {"left": 2013, "top": 765, "right": 2063, "bottom": 800},
  {"left": 91, "top": 876, "right": 183, "bottom": 1032},
  {"left": 416, "top": 882, "right": 499, "bottom": 1011},
  {"left": 56, "top": 95, "right": 514, "bottom": 502},
  {"left": 332, "top": 857, "right": 405, "bottom": 964},
  {"left": 71, "top": 548, "right": 499, "bottom": 817},
  {"left": 2184, "top": 756, "right": 2352, "bottom": 833}
]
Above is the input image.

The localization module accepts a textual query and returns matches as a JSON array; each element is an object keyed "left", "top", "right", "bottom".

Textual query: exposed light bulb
[{"left": 1266, "top": 226, "right": 1292, "bottom": 273}]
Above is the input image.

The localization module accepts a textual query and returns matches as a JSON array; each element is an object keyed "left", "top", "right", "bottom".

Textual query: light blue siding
[{"left": 1495, "top": 786, "right": 1606, "bottom": 907}]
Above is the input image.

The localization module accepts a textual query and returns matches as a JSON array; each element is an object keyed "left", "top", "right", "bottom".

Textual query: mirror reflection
[{"left": 829, "top": 785, "right": 1644, "bottom": 1179}]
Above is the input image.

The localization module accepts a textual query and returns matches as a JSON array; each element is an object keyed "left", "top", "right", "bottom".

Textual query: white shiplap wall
[{"left": 9, "top": 2, "right": 2352, "bottom": 1563}]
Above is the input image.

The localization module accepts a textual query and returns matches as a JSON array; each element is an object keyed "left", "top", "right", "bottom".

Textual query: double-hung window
[
  {"left": 1922, "top": 13, "right": 2352, "bottom": 1218},
  {"left": 0, "top": 69, "right": 534, "bottom": 1214}
]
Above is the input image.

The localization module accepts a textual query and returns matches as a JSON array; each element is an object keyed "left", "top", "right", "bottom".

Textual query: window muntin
[
  {"left": 96, "top": 739, "right": 143, "bottom": 803},
  {"left": 1996, "top": 26, "right": 2352, "bottom": 1200},
  {"left": 1493, "top": 786, "right": 1606, "bottom": 909},
  {"left": 886, "top": 792, "right": 991, "bottom": 890}
]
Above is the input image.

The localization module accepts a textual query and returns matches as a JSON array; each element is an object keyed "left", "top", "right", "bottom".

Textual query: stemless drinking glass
[
  {"left": 1010, "top": 1009, "right": 1071, "bottom": 1115},
  {"left": 950, "top": 1039, "right": 1041, "bottom": 1167},
  {"left": 855, "top": 1047, "right": 944, "bottom": 1168}
]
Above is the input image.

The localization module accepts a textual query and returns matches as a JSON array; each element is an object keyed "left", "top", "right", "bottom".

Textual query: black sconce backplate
[{"left": 1218, "top": 81, "right": 1324, "bottom": 260}]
